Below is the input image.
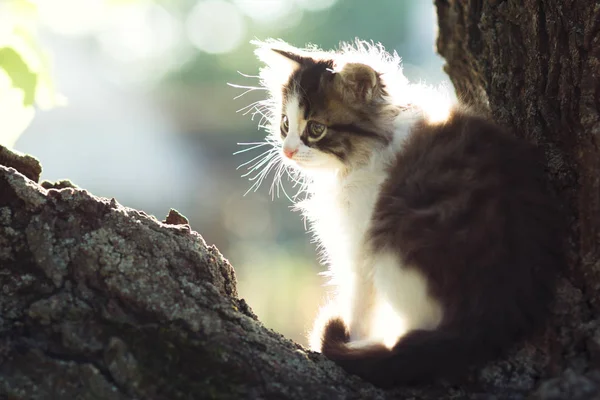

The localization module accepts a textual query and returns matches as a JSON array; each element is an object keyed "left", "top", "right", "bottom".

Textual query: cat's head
[{"left": 252, "top": 40, "right": 402, "bottom": 175}]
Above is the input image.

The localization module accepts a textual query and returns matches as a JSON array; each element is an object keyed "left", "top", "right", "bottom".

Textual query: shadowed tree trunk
[
  {"left": 1, "top": 1, "right": 599, "bottom": 399},
  {"left": 434, "top": 0, "right": 600, "bottom": 396}
]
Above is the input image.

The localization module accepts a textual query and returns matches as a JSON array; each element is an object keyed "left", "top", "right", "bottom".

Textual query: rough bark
[
  {"left": 0, "top": 156, "right": 387, "bottom": 400},
  {"left": 434, "top": 0, "right": 600, "bottom": 397},
  {"left": 1, "top": 1, "right": 599, "bottom": 398}
]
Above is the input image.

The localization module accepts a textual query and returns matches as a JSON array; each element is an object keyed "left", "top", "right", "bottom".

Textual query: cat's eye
[
  {"left": 307, "top": 121, "right": 327, "bottom": 140},
  {"left": 281, "top": 115, "right": 289, "bottom": 137}
]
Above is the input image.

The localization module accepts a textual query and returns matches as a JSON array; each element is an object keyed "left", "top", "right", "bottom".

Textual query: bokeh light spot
[
  {"left": 293, "top": 0, "right": 338, "bottom": 12},
  {"left": 186, "top": 0, "right": 245, "bottom": 54},
  {"left": 34, "top": 0, "right": 108, "bottom": 36},
  {"left": 233, "top": 0, "right": 295, "bottom": 24},
  {"left": 98, "top": 3, "right": 182, "bottom": 63}
]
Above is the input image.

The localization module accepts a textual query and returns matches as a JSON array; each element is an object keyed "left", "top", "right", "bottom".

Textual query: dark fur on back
[{"left": 321, "top": 110, "right": 564, "bottom": 387}]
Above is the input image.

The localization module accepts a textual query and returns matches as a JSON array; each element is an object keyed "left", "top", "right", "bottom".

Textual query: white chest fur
[
  {"left": 300, "top": 151, "right": 443, "bottom": 347},
  {"left": 299, "top": 164, "right": 387, "bottom": 277}
]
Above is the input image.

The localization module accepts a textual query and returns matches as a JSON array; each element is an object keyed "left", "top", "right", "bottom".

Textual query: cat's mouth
[
  {"left": 287, "top": 159, "right": 341, "bottom": 174},
  {"left": 281, "top": 150, "right": 344, "bottom": 172},
  {"left": 284, "top": 158, "right": 308, "bottom": 169}
]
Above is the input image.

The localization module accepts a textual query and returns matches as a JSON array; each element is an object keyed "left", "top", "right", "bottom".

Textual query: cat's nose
[{"left": 283, "top": 148, "right": 298, "bottom": 159}]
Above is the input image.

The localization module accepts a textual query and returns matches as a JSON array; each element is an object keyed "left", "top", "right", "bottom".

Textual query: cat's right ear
[
  {"left": 333, "top": 63, "right": 381, "bottom": 104},
  {"left": 252, "top": 40, "right": 307, "bottom": 85}
]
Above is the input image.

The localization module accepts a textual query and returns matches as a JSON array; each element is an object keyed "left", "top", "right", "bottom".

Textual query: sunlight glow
[
  {"left": 308, "top": 298, "right": 341, "bottom": 351},
  {"left": 34, "top": 0, "right": 108, "bottom": 36},
  {"left": 371, "top": 301, "right": 406, "bottom": 349},
  {"left": 186, "top": 0, "right": 245, "bottom": 54},
  {"left": 233, "top": 0, "right": 295, "bottom": 24},
  {"left": 293, "top": 0, "right": 338, "bottom": 12},
  {"left": 307, "top": 288, "right": 406, "bottom": 351},
  {"left": 97, "top": 3, "right": 182, "bottom": 63},
  {"left": 0, "top": 70, "right": 35, "bottom": 147},
  {"left": 409, "top": 82, "right": 454, "bottom": 124}
]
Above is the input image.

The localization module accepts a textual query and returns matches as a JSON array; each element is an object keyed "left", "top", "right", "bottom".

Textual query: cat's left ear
[
  {"left": 333, "top": 63, "right": 382, "bottom": 103},
  {"left": 252, "top": 40, "right": 309, "bottom": 76}
]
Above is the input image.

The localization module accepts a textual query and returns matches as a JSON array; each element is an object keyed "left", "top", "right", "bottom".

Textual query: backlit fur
[{"left": 239, "top": 39, "right": 562, "bottom": 387}]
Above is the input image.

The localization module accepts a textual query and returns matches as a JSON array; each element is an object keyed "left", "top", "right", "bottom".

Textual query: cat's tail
[{"left": 321, "top": 318, "right": 505, "bottom": 387}]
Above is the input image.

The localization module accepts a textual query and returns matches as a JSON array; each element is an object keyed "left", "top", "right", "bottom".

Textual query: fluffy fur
[{"left": 238, "top": 39, "right": 563, "bottom": 388}]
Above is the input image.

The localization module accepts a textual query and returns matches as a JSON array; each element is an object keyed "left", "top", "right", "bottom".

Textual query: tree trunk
[
  {"left": 434, "top": 0, "right": 600, "bottom": 396},
  {"left": 1, "top": 1, "right": 599, "bottom": 399}
]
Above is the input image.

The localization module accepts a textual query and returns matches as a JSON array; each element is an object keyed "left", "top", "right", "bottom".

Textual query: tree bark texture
[
  {"left": 0, "top": 159, "right": 390, "bottom": 400},
  {"left": 434, "top": 0, "right": 600, "bottom": 396},
  {"left": 1, "top": 1, "right": 600, "bottom": 399}
]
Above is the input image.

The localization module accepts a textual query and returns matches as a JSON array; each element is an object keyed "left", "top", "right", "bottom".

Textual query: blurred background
[{"left": 2, "top": 0, "right": 449, "bottom": 345}]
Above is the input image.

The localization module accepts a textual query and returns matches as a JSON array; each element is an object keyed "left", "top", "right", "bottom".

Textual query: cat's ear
[
  {"left": 252, "top": 40, "right": 309, "bottom": 75},
  {"left": 268, "top": 48, "right": 308, "bottom": 66},
  {"left": 333, "top": 63, "right": 381, "bottom": 103}
]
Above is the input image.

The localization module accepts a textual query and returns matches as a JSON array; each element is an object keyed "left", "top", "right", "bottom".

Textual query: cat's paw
[
  {"left": 323, "top": 317, "right": 350, "bottom": 345},
  {"left": 321, "top": 317, "right": 351, "bottom": 357}
]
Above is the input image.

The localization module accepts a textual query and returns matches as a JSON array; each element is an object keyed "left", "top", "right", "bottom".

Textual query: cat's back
[
  {"left": 391, "top": 109, "right": 543, "bottom": 199},
  {"left": 370, "top": 109, "right": 562, "bottom": 331},
  {"left": 382, "top": 109, "right": 550, "bottom": 219}
]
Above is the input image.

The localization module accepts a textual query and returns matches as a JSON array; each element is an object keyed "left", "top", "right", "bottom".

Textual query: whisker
[
  {"left": 258, "top": 113, "right": 270, "bottom": 127},
  {"left": 243, "top": 151, "right": 278, "bottom": 178},
  {"left": 231, "top": 74, "right": 307, "bottom": 203},
  {"left": 270, "top": 162, "right": 285, "bottom": 199},
  {"left": 236, "top": 148, "right": 277, "bottom": 170},
  {"left": 243, "top": 156, "right": 280, "bottom": 196},
  {"left": 236, "top": 101, "right": 262, "bottom": 113},
  {"left": 250, "top": 107, "right": 270, "bottom": 121},
  {"left": 237, "top": 141, "right": 271, "bottom": 146},
  {"left": 279, "top": 180, "right": 295, "bottom": 203},
  {"left": 233, "top": 142, "right": 270, "bottom": 155},
  {"left": 236, "top": 71, "right": 260, "bottom": 78},
  {"left": 243, "top": 167, "right": 270, "bottom": 196},
  {"left": 275, "top": 164, "right": 296, "bottom": 203},
  {"left": 233, "top": 89, "right": 260, "bottom": 100},
  {"left": 260, "top": 159, "right": 280, "bottom": 185},
  {"left": 226, "top": 83, "right": 266, "bottom": 90}
]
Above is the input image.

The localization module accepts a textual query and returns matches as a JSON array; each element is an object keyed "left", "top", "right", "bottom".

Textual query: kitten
[{"left": 243, "top": 39, "right": 563, "bottom": 387}]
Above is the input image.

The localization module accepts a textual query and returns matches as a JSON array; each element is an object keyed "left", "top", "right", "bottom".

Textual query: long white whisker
[
  {"left": 243, "top": 156, "right": 281, "bottom": 196},
  {"left": 236, "top": 71, "right": 260, "bottom": 78},
  {"left": 233, "top": 142, "right": 270, "bottom": 155},
  {"left": 256, "top": 158, "right": 279, "bottom": 188},
  {"left": 258, "top": 114, "right": 269, "bottom": 128},
  {"left": 237, "top": 141, "right": 271, "bottom": 146},
  {"left": 233, "top": 89, "right": 259, "bottom": 100},
  {"left": 243, "top": 152, "right": 279, "bottom": 178},
  {"left": 226, "top": 83, "right": 266, "bottom": 90},
  {"left": 279, "top": 176, "right": 295, "bottom": 203},
  {"left": 231, "top": 72, "right": 306, "bottom": 202},
  {"left": 236, "top": 148, "right": 277, "bottom": 170},
  {"left": 286, "top": 165, "right": 308, "bottom": 201},
  {"left": 269, "top": 161, "right": 285, "bottom": 199},
  {"left": 244, "top": 167, "right": 270, "bottom": 196},
  {"left": 250, "top": 107, "right": 270, "bottom": 120},
  {"left": 273, "top": 162, "right": 296, "bottom": 203},
  {"left": 236, "top": 101, "right": 262, "bottom": 113}
]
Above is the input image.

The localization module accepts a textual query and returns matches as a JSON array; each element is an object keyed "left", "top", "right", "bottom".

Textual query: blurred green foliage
[
  {"left": 0, "top": 0, "right": 63, "bottom": 146},
  {"left": 1, "top": 47, "right": 36, "bottom": 106}
]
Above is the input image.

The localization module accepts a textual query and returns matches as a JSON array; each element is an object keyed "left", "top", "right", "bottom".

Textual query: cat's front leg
[{"left": 348, "top": 271, "right": 378, "bottom": 341}]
